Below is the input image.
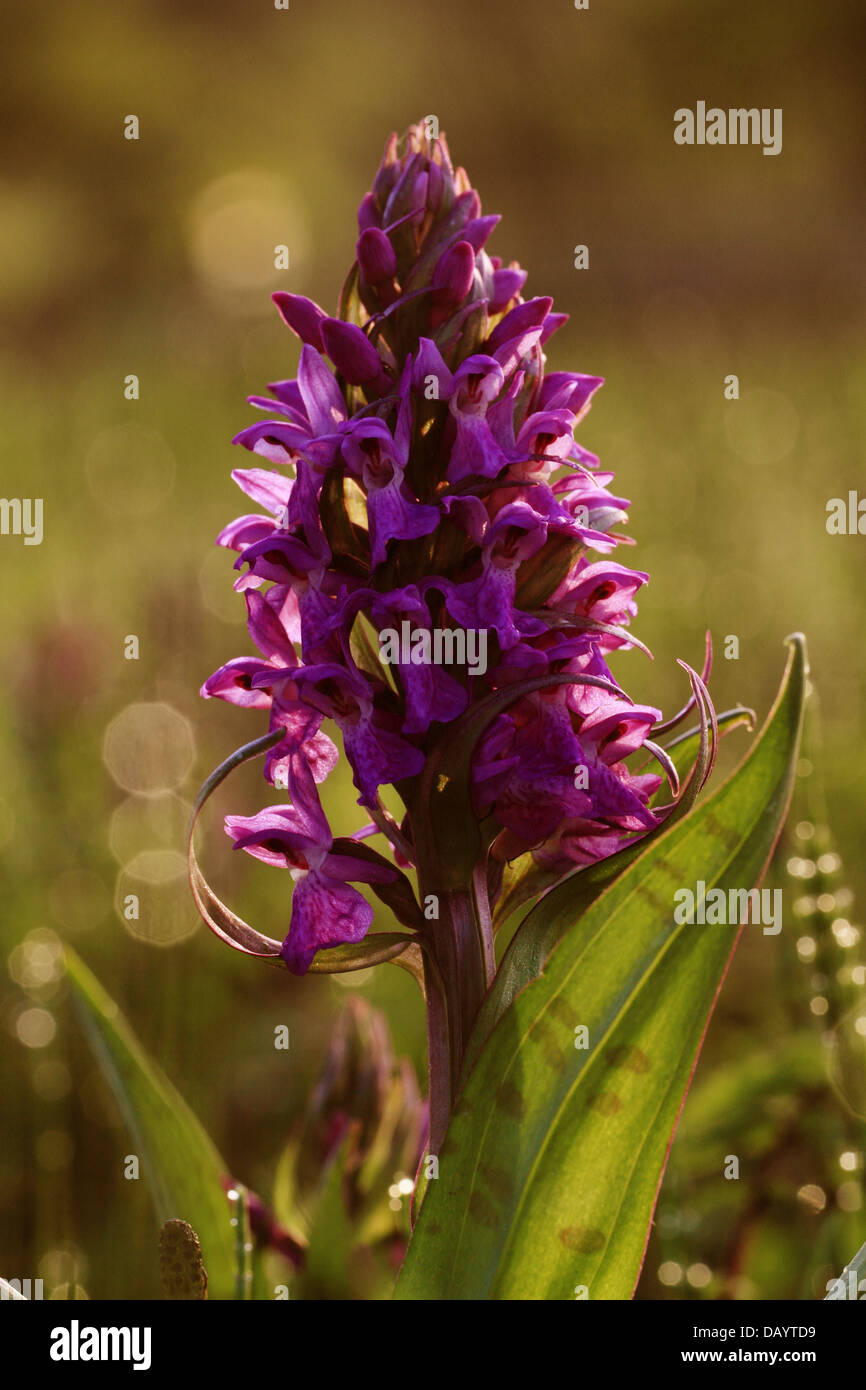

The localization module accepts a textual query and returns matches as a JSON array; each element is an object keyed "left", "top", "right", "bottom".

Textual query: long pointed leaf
[
  {"left": 395, "top": 635, "right": 807, "bottom": 1300},
  {"left": 65, "top": 947, "right": 238, "bottom": 1299}
]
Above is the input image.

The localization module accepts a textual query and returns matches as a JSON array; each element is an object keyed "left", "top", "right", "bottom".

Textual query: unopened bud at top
[
  {"left": 272, "top": 292, "right": 327, "bottom": 351},
  {"left": 357, "top": 227, "right": 398, "bottom": 286}
]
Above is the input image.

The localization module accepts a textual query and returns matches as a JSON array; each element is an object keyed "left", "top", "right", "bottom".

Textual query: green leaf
[
  {"left": 64, "top": 947, "right": 238, "bottom": 1299},
  {"left": 306, "top": 932, "right": 416, "bottom": 973},
  {"left": 395, "top": 635, "right": 807, "bottom": 1300}
]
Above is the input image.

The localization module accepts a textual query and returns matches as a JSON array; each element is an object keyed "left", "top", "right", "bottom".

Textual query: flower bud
[
  {"left": 430, "top": 240, "right": 476, "bottom": 327},
  {"left": 371, "top": 132, "right": 400, "bottom": 209},
  {"left": 426, "top": 159, "right": 446, "bottom": 218},
  {"left": 489, "top": 266, "right": 527, "bottom": 312},
  {"left": 320, "top": 318, "right": 388, "bottom": 389},
  {"left": 486, "top": 295, "right": 553, "bottom": 352},
  {"left": 357, "top": 191, "right": 380, "bottom": 232},
  {"left": 462, "top": 214, "right": 500, "bottom": 252},
  {"left": 271, "top": 292, "right": 327, "bottom": 351},
  {"left": 296, "top": 997, "right": 426, "bottom": 1201},
  {"left": 357, "top": 227, "right": 397, "bottom": 285},
  {"left": 383, "top": 152, "right": 425, "bottom": 227}
]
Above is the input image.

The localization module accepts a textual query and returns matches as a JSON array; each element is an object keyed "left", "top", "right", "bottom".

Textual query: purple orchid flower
[
  {"left": 273, "top": 661, "right": 426, "bottom": 806},
  {"left": 368, "top": 586, "right": 469, "bottom": 733},
  {"left": 340, "top": 416, "right": 438, "bottom": 567},
  {"left": 197, "top": 119, "right": 712, "bottom": 1030},
  {"left": 201, "top": 589, "right": 338, "bottom": 788},
  {"left": 226, "top": 761, "right": 398, "bottom": 974},
  {"left": 436, "top": 500, "right": 552, "bottom": 649}
]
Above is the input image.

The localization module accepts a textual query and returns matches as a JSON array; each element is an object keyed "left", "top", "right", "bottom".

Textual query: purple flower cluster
[{"left": 201, "top": 122, "right": 671, "bottom": 976}]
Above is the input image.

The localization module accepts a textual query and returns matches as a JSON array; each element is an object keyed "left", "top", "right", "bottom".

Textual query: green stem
[{"left": 227, "top": 1184, "right": 253, "bottom": 1301}]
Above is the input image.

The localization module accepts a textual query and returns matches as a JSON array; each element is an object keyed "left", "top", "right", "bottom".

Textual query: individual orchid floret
[{"left": 226, "top": 761, "right": 400, "bottom": 974}]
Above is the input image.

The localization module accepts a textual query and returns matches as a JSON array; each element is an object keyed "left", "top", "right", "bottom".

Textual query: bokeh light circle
[
  {"left": 15, "top": 1006, "right": 56, "bottom": 1049},
  {"left": 115, "top": 850, "right": 199, "bottom": 947},
  {"left": 103, "top": 703, "right": 195, "bottom": 795},
  {"left": 187, "top": 169, "right": 309, "bottom": 299}
]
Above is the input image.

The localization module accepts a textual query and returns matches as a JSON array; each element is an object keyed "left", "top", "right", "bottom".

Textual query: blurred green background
[{"left": 1, "top": 0, "right": 864, "bottom": 1299}]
